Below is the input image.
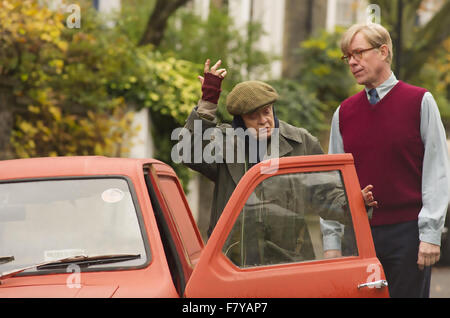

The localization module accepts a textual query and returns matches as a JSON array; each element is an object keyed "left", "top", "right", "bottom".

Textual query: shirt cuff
[
  {"left": 322, "top": 233, "right": 342, "bottom": 251},
  {"left": 419, "top": 216, "right": 444, "bottom": 246}
]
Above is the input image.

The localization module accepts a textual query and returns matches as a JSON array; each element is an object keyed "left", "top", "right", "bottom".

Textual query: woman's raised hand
[{"left": 198, "top": 59, "right": 227, "bottom": 86}]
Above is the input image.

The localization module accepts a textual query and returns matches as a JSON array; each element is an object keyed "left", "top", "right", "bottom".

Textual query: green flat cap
[{"left": 226, "top": 81, "right": 279, "bottom": 115}]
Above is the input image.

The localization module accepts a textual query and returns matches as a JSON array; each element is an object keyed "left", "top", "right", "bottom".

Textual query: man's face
[
  {"left": 241, "top": 104, "right": 275, "bottom": 139},
  {"left": 346, "top": 32, "right": 388, "bottom": 88}
]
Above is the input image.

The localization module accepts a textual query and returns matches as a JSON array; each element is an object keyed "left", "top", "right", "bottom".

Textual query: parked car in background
[{"left": 0, "top": 155, "right": 389, "bottom": 297}]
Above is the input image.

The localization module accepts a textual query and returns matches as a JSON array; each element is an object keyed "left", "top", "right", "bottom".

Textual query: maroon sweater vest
[{"left": 339, "top": 81, "right": 427, "bottom": 226}]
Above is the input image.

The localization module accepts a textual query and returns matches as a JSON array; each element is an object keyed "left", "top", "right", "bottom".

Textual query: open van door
[{"left": 184, "top": 154, "right": 389, "bottom": 298}]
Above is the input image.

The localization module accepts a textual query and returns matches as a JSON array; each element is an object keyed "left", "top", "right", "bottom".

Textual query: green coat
[
  {"left": 182, "top": 106, "right": 352, "bottom": 266},
  {"left": 184, "top": 107, "right": 326, "bottom": 235}
]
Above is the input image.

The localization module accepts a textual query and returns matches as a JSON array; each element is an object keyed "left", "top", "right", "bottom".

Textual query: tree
[
  {"left": 282, "top": 0, "right": 327, "bottom": 79},
  {"left": 294, "top": 28, "right": 359, "bottom": 112},
  {"left": 138, "top": 0, "right": 191, "bottom": 47},
  {"left": 159, "top": 6, "right": 275, "bottom": 120},
  {"left": 375, "top": 0, "right": 450, "bottom": 81},
  {"left": 0, "top": 0, "right": 69, "bottom": 159},
  {"left": 268, "top": 79, "right": 329, "bottom": 138},
  {"left": 374, "top": 0, "right": 450, "bottom": 128},
  {"left": 0, "top": 0, "right": 201, "bottom": 162}
]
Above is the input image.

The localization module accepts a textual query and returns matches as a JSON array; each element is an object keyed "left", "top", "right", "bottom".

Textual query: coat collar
[
  {"left": 278, "top": 120, "right": 303, "bottom": 156},
  {"left": 226, "top": 120, "right": 303, "bottom": 184}
]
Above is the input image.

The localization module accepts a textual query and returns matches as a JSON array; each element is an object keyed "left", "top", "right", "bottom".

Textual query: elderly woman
[{"left": 181, "top": 59, "right": 376, "bottom": 265}]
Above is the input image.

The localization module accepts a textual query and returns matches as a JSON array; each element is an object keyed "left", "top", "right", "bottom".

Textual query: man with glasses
[{"left": 321, "top": 23, "right": 449, "bottom": 297}]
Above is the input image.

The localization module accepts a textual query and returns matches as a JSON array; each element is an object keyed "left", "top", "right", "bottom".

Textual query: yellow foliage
[
  {"left": 313, "top": 65, "right": 331, "bottom": 76},
  {"left": 11, "top": 104, "right": 139, "bottom": 158},
  {"left": 27, "top": 105, "right": 40, "bottom": 114},
  {"left": 2, "top": 0, "right": 200, "bottom": 161}
]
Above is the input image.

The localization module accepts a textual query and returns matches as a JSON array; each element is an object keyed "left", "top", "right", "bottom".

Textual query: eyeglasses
[{"left": 341, "top": 46, "right": 381, "bottom": 64}]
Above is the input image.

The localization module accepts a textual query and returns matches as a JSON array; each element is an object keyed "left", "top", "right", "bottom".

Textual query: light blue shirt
[{"left": 322, "top": 72, "right": 450, "bottom": 249}]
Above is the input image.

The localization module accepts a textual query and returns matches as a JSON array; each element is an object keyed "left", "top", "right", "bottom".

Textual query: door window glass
[{"left": 223, "top": 170, "right": 357, "bottom": 268}]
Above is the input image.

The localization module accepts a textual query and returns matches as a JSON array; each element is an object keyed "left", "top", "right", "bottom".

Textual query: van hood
[{"left": 0, "top": 284, "right": 118, "bottom": 298}]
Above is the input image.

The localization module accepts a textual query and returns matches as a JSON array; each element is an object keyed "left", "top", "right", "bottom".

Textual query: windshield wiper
[
  {"left": 0, "top": 256, "right": 14, "bottom": 265},
  {"left": 0, "top": 254, "right": 141, "bottom": 281},
  {"left": 36, "top": 254, "right": 141, "bottom": 270}
]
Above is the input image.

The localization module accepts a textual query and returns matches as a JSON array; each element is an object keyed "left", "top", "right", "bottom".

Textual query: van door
[{"left": 184, "top": 154, "right": 389, "bottom": 297}]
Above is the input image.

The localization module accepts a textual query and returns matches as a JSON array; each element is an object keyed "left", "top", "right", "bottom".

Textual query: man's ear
[{"left": 379, "top": 44, "right": 389, "bottom": 61}]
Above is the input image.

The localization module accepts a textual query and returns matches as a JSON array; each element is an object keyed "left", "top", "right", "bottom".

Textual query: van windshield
[{"left": 0, "top": 178, "right": 148, "bottom": 274}]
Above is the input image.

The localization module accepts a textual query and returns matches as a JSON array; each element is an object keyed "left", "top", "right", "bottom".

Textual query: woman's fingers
[
  {"left": 216, "top": 68, "right": 227, "bottom": 78},
  {"left": 210, "top": 59, "right": 221, "bottom": 73},
  {"left": 204, "top": 59, "right": 210, "bottom": 74},
  {"left": 201, "top": 59, "right": 226, "bottom": 80}
]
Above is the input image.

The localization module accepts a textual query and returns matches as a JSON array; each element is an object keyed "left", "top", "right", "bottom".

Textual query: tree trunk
[
  {"left": 282, "top": 0, "right": 327, "bottom": 79},
  {"left": 0, "top": 89, "right": 14, "bottom": 160},
  {"left": 377, "top": 0, "right": 449, "bottom": 82},
  {"left": 138, "top": 0, "right": 191, "bottom": 47},
  {"left": 402, "top": 0, "right": 450, "bottom": 81},
  {"left": 394, "top": 0, "right": 403, "bottom": 79},
  {"left": 211, "top": 0, "right": 227, "bottom": 9}
]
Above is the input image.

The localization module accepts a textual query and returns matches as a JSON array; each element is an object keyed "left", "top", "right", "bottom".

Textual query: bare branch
[
  {"left": 138, "top": 0, "right": 191, "bottom": 47},
  {"left": 403, "top": 0, "right": 450, "bottom": 80}
]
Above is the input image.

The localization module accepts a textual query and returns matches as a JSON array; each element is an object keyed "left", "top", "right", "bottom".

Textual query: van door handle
[{"left": 357, "top": 280, "right": 388, "bottom": 289}]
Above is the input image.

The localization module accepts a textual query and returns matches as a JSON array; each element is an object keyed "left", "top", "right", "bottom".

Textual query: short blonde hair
[{"left": 341, "top": 23, "right": 393, "bottom": 64}]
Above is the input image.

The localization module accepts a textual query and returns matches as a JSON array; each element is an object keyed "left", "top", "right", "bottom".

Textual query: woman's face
[{"left": 241, "top": 104, "right": 275, "bottom": 139}]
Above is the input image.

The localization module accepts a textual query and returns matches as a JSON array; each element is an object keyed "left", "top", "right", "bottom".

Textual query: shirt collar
[{"left": 365, "top": 72, "right": 399, "bottom": 101}]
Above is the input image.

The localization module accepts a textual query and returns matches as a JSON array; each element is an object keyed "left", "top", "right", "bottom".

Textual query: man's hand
[
  {"left": 323, "top": 249, "right": 342, "bottom": 259},
  {"left": 361, "top": 185, "right": 378, "bottom": 208},
  {"left": 417, "top": 241, "right": 440, "bottom": 270},
  {"left": 198, "top": 59, "right": 227, "bottom": 85}
]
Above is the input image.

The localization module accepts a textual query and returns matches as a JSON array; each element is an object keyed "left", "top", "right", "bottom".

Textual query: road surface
[{"left": 431, "top": 265, "right": 450, "bottom": 297}]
